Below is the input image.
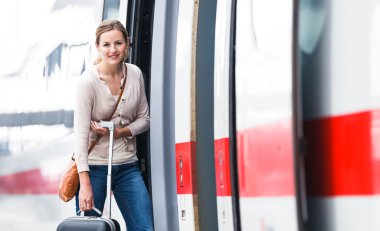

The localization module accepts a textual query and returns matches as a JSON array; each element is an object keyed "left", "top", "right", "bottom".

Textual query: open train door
[
  {"left": 212, "top": 0, "right": 236, "bottom": 230},
  {"left": 230, "top": 0, "right": 306, "bottom": 230},
  {"left": 123, "top": 0, "right": 155, "bottom": 191}
]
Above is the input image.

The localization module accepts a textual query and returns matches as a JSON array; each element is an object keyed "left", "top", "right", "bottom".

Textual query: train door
[
  {"left": 233, "top": 0, "right": 304, "bottom": 230},
  {"left": 213, "top": 0, "right": 235, "bottom": 230},
  {"left": 149, "top": 0, "right": 180, "bottom": 230},
  {"left": 174, "top": 0, "right": 200, "bottom": 229},
  {"left": 300, "top": 0, "right": 380, "bottom": 230}
]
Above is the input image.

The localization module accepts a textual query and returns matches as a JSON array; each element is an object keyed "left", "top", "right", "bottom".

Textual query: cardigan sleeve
[
  {"left": 74, "top": 73, "right": 94, "bottom": 173},
  {"left": 126, "top": 68, "right": 150, "bottom": 137}
]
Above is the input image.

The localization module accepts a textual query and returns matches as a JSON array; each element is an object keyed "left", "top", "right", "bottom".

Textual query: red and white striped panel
[
  {"left": 0, "top": 135, "right": 75, "bottom": 230},
  {"left": 213, "top": 0, "right": 234, "bottom": 230},
  {"left": 175, "top": 0, "right": 199, "bottom": 230},
  {"left": 0, "top": 135, "right": 125, "bottom": 231},
  {"left": 0, "top": 143, "right": 75, "bottom": 230},
  {"left": 301, "top": 0, "right": 380, "bottom": 230},
  {"left": 235, "top": 0, "right": 298, "bottom": 230}
]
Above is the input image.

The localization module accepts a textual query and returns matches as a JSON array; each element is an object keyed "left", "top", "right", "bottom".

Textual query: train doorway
[{"left": 124, "top": 0, "right": 155, "bottom": 194}]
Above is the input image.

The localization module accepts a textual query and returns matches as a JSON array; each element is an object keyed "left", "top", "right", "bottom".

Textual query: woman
[{"left": 74, "top": 19, "right": 153, "bottom": 231}]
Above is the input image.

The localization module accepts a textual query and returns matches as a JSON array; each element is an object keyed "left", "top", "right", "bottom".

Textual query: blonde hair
[{"left": 94, "top": 20, "right": 129, "bottom": 64}]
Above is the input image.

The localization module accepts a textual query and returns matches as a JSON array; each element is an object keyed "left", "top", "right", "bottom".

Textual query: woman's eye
[{"left": 103, "top": 43, "right": 110, "bottom": 47}]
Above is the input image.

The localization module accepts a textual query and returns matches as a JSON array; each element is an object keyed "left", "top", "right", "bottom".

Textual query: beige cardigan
[{"left": 74, "top": 63, "right": 149, "bottom": 173}]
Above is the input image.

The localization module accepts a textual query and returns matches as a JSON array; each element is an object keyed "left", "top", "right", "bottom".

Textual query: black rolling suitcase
[{"left": 57, "top": 121, "right": 121, "bottom": 231}]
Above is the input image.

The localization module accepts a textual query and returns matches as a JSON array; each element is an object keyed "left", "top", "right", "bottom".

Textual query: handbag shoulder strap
[{"left": 88, "top": 63, "right": 127, "bottom": 152}]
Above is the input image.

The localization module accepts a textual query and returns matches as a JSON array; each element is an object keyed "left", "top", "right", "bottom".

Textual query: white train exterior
[{"left": 1, "top": 0, "right": 380, "bottom": 230}]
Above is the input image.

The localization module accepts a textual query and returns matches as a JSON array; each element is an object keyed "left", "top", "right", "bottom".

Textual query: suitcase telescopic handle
[{"left": 97, "top": 120, "right": 114, "bottom": 219}]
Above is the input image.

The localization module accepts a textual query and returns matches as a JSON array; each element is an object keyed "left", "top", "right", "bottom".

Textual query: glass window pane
[{"left": 103, "top": 0, "right": 120, "bottom": 20}]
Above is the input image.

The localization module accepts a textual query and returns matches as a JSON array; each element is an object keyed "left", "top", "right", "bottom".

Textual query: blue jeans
[{"left": 75, "top": 162, "right": 154, "bottom": 231}]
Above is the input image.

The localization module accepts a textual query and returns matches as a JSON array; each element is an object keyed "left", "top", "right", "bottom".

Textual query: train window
[
  {"left": 299, "top": 0, "right": 326, "bottom": 55},
  {"left": 44, "top": 44, "right": 65, "bottom": 78},
  {"left": 66, "top": 45, "right": 87, "bottom": 77},
  {"left": 44, "top": 44, "right": 87, "bottom": 78},
  {"left": 103, "top": 0, "right": 121, "bottom": 20}
]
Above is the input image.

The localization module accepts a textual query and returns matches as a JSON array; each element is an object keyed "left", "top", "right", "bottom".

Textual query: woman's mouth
[{"left": 109, "top": 54, "right": 120, "bottom": 59}]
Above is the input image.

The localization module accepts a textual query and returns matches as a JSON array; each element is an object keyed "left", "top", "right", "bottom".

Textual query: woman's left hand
[
  {"left": 114, "top": 126, "right": 132, "bottom": 139},
  {"left": 90, "top": 121, "right": 109, "bottom": 136},
  {"left": 114, "top": 127, "right": 124, "bottom": 139}
]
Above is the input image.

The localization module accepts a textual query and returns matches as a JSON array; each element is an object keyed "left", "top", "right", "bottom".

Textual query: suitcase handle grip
[
  {"left": 98, "top": 121, "right": 114, "bottom": 131},
  {"left": 77, "top": 207, "right": 103, "bottom": 216}
]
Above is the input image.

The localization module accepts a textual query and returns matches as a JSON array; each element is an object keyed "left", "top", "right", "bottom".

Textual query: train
[{"left": 0, "top": 0, "right": 380, "bottom": 230}]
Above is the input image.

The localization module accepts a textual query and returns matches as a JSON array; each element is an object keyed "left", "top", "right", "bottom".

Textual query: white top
[{"left": 74, "top": 63, "right": 150, "bottom": 173}]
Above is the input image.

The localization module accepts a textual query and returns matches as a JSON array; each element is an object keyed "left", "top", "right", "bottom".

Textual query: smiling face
[{"left": 96, "top": 29, "right": 127, "bottom": 65}]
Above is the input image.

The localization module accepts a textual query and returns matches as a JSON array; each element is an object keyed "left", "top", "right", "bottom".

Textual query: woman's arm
[
  {"left": 74, "top": 75, "right": 94, "bottom": 173},
  {"left": 74, "top": 73, "right": 95, "bottom": 211},
  {"left": 125, "top": 69, "right": 150, "bottom": 138}
]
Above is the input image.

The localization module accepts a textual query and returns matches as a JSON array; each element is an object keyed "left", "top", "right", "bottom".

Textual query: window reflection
[{"left": 0, "top": 2, "right": 96, "bottom": 156}]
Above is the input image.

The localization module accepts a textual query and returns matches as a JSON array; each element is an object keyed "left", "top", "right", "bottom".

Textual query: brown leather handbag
[
  {"left": 58, "top": 142, "right": 97, "bottom": 202},
  {"left": 58, "top": 66, "right": 127, "bottom": 202},
  {"left": 58, "top": 155, "right": 79, "bottom": 202}
]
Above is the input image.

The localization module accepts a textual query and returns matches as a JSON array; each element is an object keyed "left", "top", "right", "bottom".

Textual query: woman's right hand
[
  {"left": 78, "top": 172, "right": 94, "bottom": 211},
  {"left": 90, "top": 121, "right": 109, "bottom": 136}
]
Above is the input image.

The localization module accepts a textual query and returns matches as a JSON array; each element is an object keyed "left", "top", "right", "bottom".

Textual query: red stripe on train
[
  {"left": 0, "top": 169, "right": 60, "bottom": 194},
  {"left": 176, "top": 141, "right": 197, "bottom": 194},
  {"left": 214, "top": 138, "right": 232, "bottom": 196},
  {"left": 237, "top": 119, "right": 296, "bottom": 197},
  {"left": 304, "top": 110, "right": 380, "bottom": 196}
]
